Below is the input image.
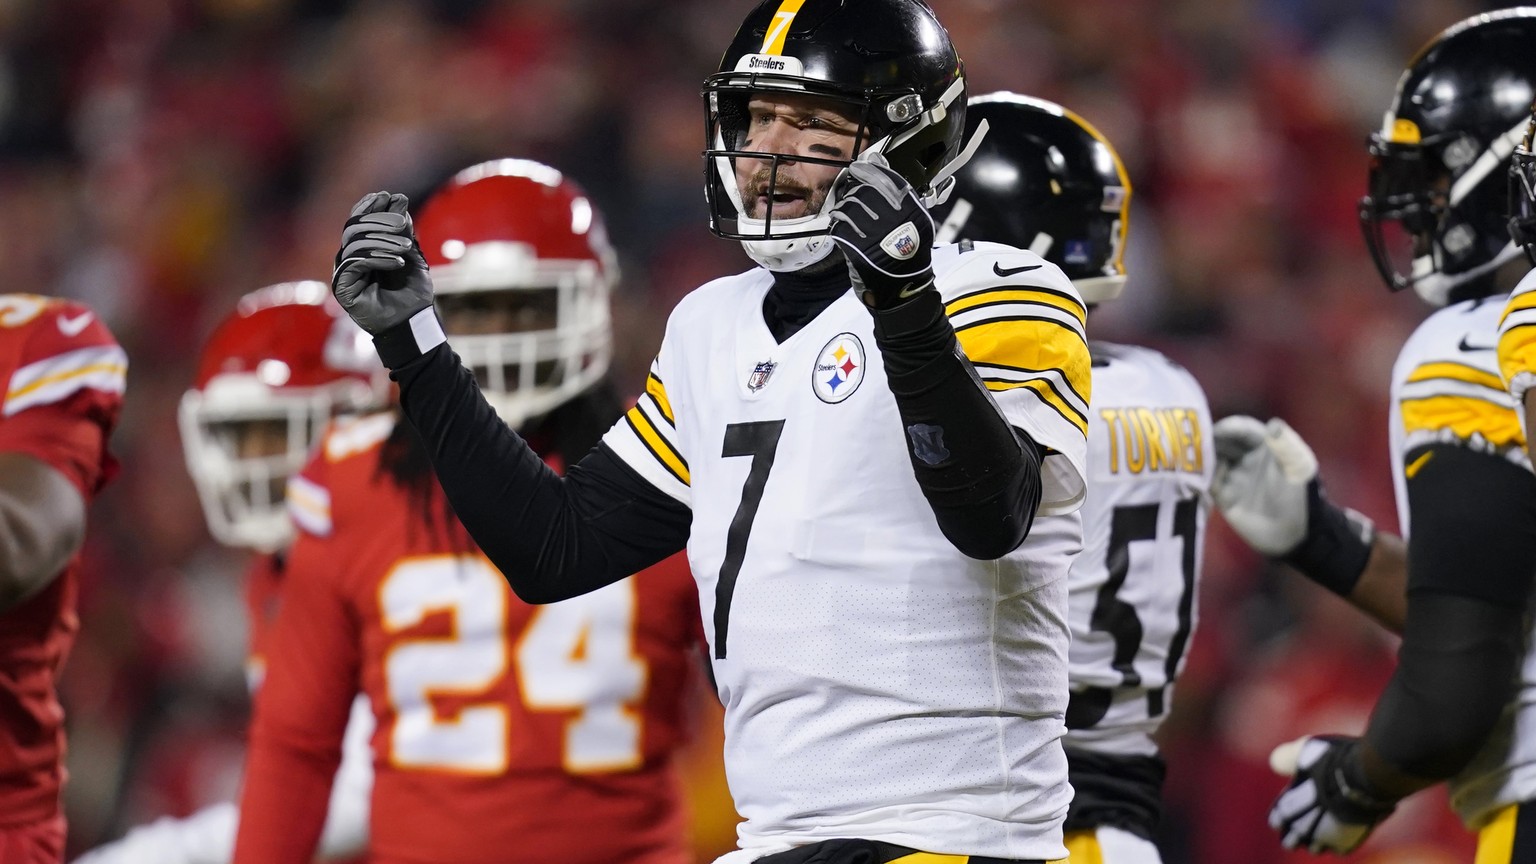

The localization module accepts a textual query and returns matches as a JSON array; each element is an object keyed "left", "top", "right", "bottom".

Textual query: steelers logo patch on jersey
[{"left": 812, "top": 333, "right": 865, "bottom": 403}]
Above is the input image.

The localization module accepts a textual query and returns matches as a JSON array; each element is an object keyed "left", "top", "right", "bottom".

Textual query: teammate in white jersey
[
  {"left": 927, "top": 93, "right": 1211, "bottom": 864},
  {"left": 320, "top": 2, "right": 1091, "bottom": 863},
  {"left": 1213, "top": 10, "right": 1536, "bottom": 861},
  {"left": 1501, "top": 114, "right": 1536, "bottom": 452}
]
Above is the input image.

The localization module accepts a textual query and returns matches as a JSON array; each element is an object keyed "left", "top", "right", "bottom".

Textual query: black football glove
[
  {"left": 827, "top": 156, "right": 935, "bottom": 310},
  {"left": 332, "top": 191, "right": 435, "bottom": 337},
  {"left": 1269, "top": 735, "right": 1399, "bottom": 855}
]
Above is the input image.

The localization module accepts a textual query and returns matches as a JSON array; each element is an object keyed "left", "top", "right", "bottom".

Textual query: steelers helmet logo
[{"left": 812, "top": 333, "right": 865, "bottom": 404}]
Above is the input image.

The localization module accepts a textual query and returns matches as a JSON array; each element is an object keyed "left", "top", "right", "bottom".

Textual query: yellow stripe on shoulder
[
  {"left": 624, "top": 405, "right": 690, "bottom": 486},
  {"left": 954, "top": 317, "right": 1091, "bottom": 406},
  {"left": 1500, "top": 289, "right": 1536, "bottom": 327},
  {"left": 645, "top": 373, "right": 674, "bottom": 425},
  {"left": 1499, "top": 321, "right": 1536, "bottom": 388},
  {"left": 946, "top": 286, "right": 1086, "bottom": 326},
  {"left": 987, "top": 378, "right": 1089, "bottom": 435},
  {"left": 1405, "top": 361, "right": 1504, "bottom": 392},
  {"left": 1401, "top": 393, "right": 1523, "bottom": 448}
]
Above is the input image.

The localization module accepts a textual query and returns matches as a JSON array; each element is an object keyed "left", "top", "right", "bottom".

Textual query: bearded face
[{"left": 733, "top": 93, "right": 863, "bottom": 222}]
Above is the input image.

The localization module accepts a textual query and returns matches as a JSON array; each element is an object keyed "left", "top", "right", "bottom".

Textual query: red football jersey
[
  {"left": 0, "top": 294, "right": 125, "bottom": 827},
  {"left": 234, "top": 414, "right": 706, "bottom": 864},
  {"left": 240, "top": 552, "right": 284, "bottom": 693}
]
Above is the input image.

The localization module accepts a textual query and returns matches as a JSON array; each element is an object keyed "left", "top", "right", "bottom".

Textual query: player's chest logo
[
  {"left": 812, "top": 332, "right": 865, "bottom": 404},
  {"left": 747, "top": 359, "right": 777, "bottom": 392}
]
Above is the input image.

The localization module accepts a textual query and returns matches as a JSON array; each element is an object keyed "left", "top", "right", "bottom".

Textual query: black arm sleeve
[
  {"left": 871, "top": 289, "right": 1043, "bottom": 560},
  {"left": 1362, "top": 444, "right": 1536, "bottom": 780},
  {"left": 391, "top": 342, "right": 692, "bottom": 603}
]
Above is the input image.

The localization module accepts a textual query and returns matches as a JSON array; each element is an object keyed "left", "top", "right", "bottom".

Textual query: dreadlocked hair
[{"left": 375, "top": 380, "right": 626, "bottom": 550}]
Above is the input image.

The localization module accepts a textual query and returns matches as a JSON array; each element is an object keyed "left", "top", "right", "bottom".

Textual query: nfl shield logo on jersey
[
  {"left": 813, "top": 333, "right": 865, "bottom": 404},
  {"left": 747, "top": 360, "right": 777, "bottom": 392}
]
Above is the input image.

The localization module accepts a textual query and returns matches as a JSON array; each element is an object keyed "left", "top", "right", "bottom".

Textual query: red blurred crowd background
[{"left": 0, "top": 0, "right": 1508, "bottom": 860}]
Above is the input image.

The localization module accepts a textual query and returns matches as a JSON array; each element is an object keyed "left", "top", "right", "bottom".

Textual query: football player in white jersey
[
  {"left": 1501, "top": 114, "right": 1536, "bottom": 452},
  {"left": 928, "top": 93, "right": 1210, "bottom": 864},
  {"left": 320, "top": 2, "right": 1092, "bottom": 862},
  {"left": 1212, "top": 10, "right": 1536, "bottom": 861}
]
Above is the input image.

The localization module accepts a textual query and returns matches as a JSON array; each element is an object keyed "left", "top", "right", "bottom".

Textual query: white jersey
[
  {"left": 1065, "top": 342, "right": 1211, "bottom": 759},
  {"left": 1498, "top": 268, "right": 1536, "bottom": 417},
  {"left": 604, "top": 242, "right": 1091, "bottom": 861},
  {"left": 1388, "top": 294, "right": 1536, "bottom": 828}
]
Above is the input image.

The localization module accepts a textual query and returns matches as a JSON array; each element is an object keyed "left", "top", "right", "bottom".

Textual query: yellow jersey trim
[
  {"left": 1500, "top": 289, "right": 1536, "bottom": 327},
  {"left": 645, "top": 373, "right": 675, "bottom": 425},
  {"left": 946, "top": 285, "right": 1087, "bottom": 325},
  {"left": 987, "top": 378, "right": 1089, "bottom": 435},
  {"left": 1400, "top": 394, "right": 1523, "bottom": 448},
  {"left": 1406, "top": 361, "right": 1505, "bottom": 392},
  {"left": 623, "top": 405, "right": 690, "bottom": 486}
]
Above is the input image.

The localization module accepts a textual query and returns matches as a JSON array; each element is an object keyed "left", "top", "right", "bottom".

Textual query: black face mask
[
  {"left": 1359, "top": 134, "right": 1452, "bottom": 294},
  {"left": 1510, "top": 144, "right": 1536, "bottom": 265}
]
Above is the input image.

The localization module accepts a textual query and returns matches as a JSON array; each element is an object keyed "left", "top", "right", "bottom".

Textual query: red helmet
[
  {"left": 417, "top": 159, "right": 616, "bottom": 428},
  {"left": 179, "top": 281, "right": 388, "bottom": 551}
]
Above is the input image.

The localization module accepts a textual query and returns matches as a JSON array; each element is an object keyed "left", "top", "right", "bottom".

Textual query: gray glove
[{"left": 331, "top": 191, "right": 434, "bottom": 336}]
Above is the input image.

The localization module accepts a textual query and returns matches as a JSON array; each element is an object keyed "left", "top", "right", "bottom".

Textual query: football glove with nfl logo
[{"left": 827, "top": 154, "right": 936, "bottom": 310}]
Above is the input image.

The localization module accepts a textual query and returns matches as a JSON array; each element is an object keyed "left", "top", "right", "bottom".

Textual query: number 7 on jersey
[{"left": 714, "top": 420, "right": 785, "bottom": 659}]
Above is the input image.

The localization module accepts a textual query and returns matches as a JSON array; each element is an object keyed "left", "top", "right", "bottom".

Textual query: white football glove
[{"left": 1211, "top": 415, "right": 1318, "bottom": 556}]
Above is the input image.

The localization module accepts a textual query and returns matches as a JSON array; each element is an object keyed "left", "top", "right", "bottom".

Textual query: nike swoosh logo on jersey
[
  {"left": 1458, "top": 334, "right": 1496, "bottom": 352},
  {"left": 57, "top": 311, "right": 93, "bottom": 337},
  {"left": 993, "top": 262, "right": 1043, "bottom": 277},
  {"left": 898, "top": 281, "right": 931, "bottom": 299},
  {"left": 1405, "top": 450, "right": 1435, "bottom": 479}
]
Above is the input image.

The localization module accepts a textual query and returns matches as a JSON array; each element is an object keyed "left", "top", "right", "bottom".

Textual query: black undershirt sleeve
[
  {"left": 391, "top": 343, "right": 692, "bottom": 603},
  {"left": 870, "top": 289, "right": 1043, "bottom": 560},
  {"left": 1362, "top": 444, "right": 1536, "bottom": 780}
]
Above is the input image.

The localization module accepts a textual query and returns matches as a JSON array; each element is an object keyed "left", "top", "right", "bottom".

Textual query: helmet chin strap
[
  {"left": 922, "top": 118, "right": 989, "bottom": 209},
  {"left": 1411, "top": 239, "right": 1524, "bottom": 306},
  {"left": 742, "top": 235, "right": 837, "bottom": 272}
]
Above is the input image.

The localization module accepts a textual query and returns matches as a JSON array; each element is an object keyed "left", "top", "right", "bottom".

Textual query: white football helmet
[
  {"left": 417, "top": 159, "right": 615, "bottom": 429},
  {"left": 178, "top": 281, "right": 388, "bottom": 552}
]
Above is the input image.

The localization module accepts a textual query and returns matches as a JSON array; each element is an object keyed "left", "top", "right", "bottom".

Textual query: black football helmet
[
  {"left": 928, "top": 92, "right": 1131, "bottom": 304},
  {"left": 1361, "top": 8, "right": 1536, "bottom": 306},
  {"left": 703, "top": 0, "right": 969, "bottom": 271}
]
